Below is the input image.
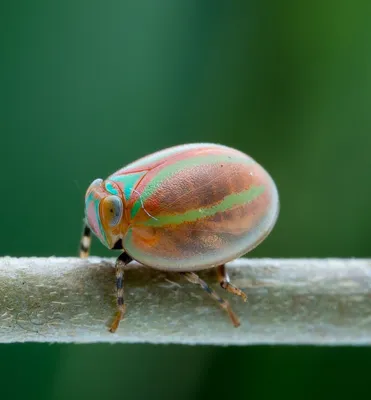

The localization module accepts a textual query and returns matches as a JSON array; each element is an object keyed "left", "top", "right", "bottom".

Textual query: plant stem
[{"left": 1, "top": 257, "right": 371, "bottom": 345}]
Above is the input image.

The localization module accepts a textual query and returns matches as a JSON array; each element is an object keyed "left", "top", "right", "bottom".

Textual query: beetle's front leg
[
  {"left": 109, "top": 252, "right": 133, "bottom": 333},
  {"left": 79, "top": 224, "right": 91, "bottom": 258}
]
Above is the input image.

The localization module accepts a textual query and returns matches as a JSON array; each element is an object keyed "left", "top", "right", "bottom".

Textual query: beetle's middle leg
[
  {"left": 181, "top": 271, "right": 240, "bottom": 327},
  {"left": 109, "top": 252, "right": 133, "bottom": 333},
  {"left": 216, "top": 264, "right": 247, "bottom": 302}
]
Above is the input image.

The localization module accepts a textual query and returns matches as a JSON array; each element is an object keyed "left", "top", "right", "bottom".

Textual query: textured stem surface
[{"left": 1, "top": 257, "right": 371, "bottom": 345}]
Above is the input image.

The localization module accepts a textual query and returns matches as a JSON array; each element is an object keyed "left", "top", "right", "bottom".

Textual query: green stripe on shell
[
  {"left": 137, "top": 185, "right": 265, "bottom": 227},
  {"left": 130, "top": 153, "right": 253, "bottom": 219}
]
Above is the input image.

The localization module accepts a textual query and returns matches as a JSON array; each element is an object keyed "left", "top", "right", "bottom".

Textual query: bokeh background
[{"left": 1, "top": 1, "right": 371, "bottom": 399}]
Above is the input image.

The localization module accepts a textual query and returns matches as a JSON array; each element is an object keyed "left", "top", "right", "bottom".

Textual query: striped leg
[
  {"left": 79, "top": 224, "right": 91, "bottom": 258},
  {"left": 217, "top": 264, "right": 247, "bottom": 302},
  {"left": 181, "top": 272, "right": 240, "bottom": 327},
  {"left": 109, "top": 252, "right": 133, "bottom": 333}
]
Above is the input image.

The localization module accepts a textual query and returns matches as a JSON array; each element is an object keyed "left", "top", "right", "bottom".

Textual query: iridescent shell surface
[{"left": 85, "top": 143, "right": 279, "bottom": 271}]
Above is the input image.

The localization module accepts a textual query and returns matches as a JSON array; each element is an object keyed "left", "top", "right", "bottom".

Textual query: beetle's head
[{"left": 84, "top": 178, "right": 125, "bottom": 250}]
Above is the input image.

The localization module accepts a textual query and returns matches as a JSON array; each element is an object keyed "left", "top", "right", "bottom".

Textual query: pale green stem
[{"left": 1, "top": 257, "right": 371, "bottom": 345}]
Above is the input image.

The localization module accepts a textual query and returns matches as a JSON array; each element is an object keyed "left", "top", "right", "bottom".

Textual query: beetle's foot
[
  {"left": 223, "top": 300, "right": 240, "bottom": 328},
  {"left": 109, "top": 306, "right": 126, "bottom": 333},
  {"left": 220, "top": 281, "right": 248, "bottom": 302},
  {"left": 181, "top": 271, "right": 241, "bottom": 328}
]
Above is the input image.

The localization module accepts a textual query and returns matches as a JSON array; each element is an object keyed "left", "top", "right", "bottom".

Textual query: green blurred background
[{"left": 1, "top": 1, "right": 371, "bottom": 399}]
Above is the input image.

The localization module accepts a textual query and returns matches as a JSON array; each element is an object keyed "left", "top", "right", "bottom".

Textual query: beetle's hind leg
[
  {"left": 109, "top": 252, "right": 133, "bottom": 333},
  {"left": 181, "top": 271, "right": 240, "bottom": 327},
  {"left": 79, "top": 224, "right": 91, "bottom": 258},
  {"left": 217, "top": 264, "right": 247, "bottom": 302}
]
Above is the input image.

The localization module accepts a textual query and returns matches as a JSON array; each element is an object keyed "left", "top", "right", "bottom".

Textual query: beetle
[{"left": 80, "top": 143, "right": 279, "bottom": 332}]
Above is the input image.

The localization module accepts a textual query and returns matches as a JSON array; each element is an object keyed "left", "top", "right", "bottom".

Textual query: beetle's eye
[{"left": 101, "top": 196, "right": 123, "bottom": 227}]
